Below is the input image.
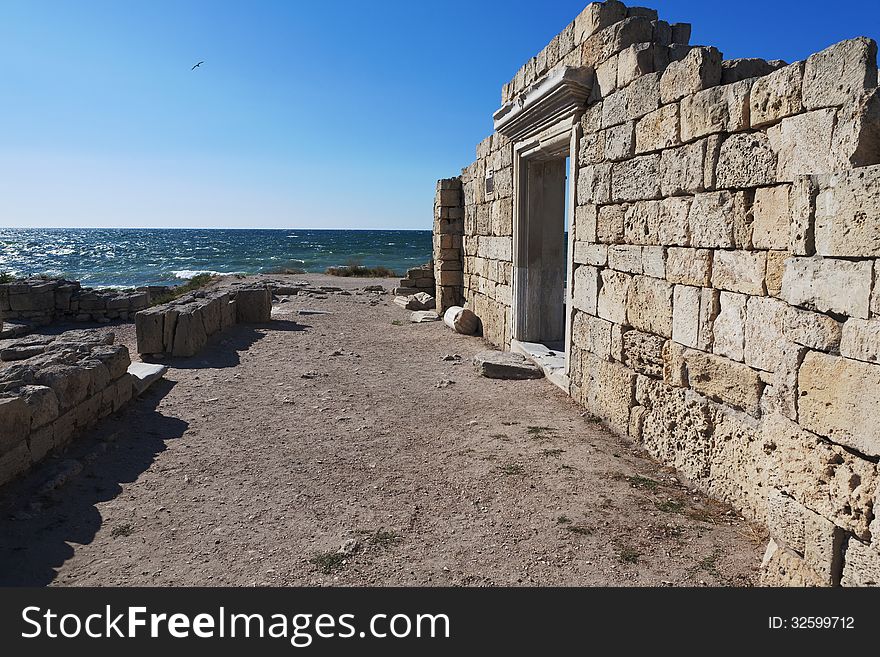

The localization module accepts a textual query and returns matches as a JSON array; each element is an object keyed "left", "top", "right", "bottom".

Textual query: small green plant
[
  {"left": 499, "top": 463, "right": 525, "bottom": 476},
  {"left": 656, "top": 499, "right": 685, "bottom": 513},
  {"left": 369, "top": 529, "right": 402, "bottom": 548},
  {"left": 326, "top": 265, "right": 397, "bottom": 278},
  {"left": 625, "top": 475, "right": 659, "bottom": 490},
  {"left": 309, "top": 551, "right": 347, "bottom": 574},
  {"left": 566, "top": 524, "right": 594, "bottom": 536},
  {"left": 0, "top": 271, "right": 15, "bottom": 283},
  {"left": 541, "top": 448, "right": 565, "bottom": 457},
  {"left": 526, "top": 426, "right": 555, "bottom": 435},
  {"left": 617, "top": 546, "right": 641, "bottom": 564},
  {"left": 556, "top": 515, "right": 571, "bottom": 524},
  {"left": 150, "top": 273, "right": 217, "bottom": 306},
  {"left": 110, "top": 522, "right": 135, "bottom": 538},
  {"left": 391, "top": 319, "right": 404, "bottom": 326}
]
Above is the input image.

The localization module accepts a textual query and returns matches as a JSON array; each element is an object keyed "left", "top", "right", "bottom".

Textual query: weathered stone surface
[
  {"left": 713, "top": 292, "right": 747, "bottom": 362},
  {"left": 611, "top": 154, "right": 661, "bottom": 201},
  {"left": 765, "top": 250, "right": 788, "bottom": 297},
  {"left": 798, "top": 350, "right": 880, "bottom": 457},
  {"left": 711, "top": 251, "right": 766, "bottom": 295},
  {"left": 684, "top": 349, "right": 763, "bottom": 415},
  {"left": 128, "top": 362, "right": 167, "bottom": 396},
  {"left": 783, "top": 305, "right": 842, "bottom": 351},
  {"left": 473, "top": 350, "right": 543, "bottom": 380},
  {"left": 660, "top": 46, "right": 722, "bottom": 104},
  {"left": 802, "top": 37, "right": 878, "bottom": 110},
  {"left": 0, "top": 395, "right": 31, "bottom": 452},
  {"left": 623, "top": 200, "right": 660, "bottom": 245},
  {"left": 584, "top": 359, "right": 636, "bottom": 435},
  {"left": 135, "top": 307, "right": 164, "bottom": 355},
  {"left": 0, "top": 441, "right": 31, "bottom": 487},
  {"left": 708, "top": 409, "right": 769, "bottom": 522},
  {"left": 626, "top": 275, "right": 673, "bottom": 337},
  {"left": 721, "top": 58, "right": 785, "bottom": 85},
  {"left": 34, "top": 365, "right": 90, "bottom": 411},
  {"left": 622, "top": 329, "right": 665, "bottom": 377},
  {"left": 572, "top": 312, "right": 612, "bottom": 360},
  {"left": 573, "top": 242, "right": 607, "bottom": 266},
  {"left": 841, "top": 539, "right": 880, "bottom": 587},
  {"left": 768, "top": 109, "right": 837, "bottom": 181},
  {"left": 604, "top": 122, "right": 634, "bottom": 161},
  {"left": 688, "top": 191, "right": 750, "bottom": 249},
  {"left": 597, "top": 269, "right": 631, "bottom": 324},
  {"left": 679, "top": 78, "right": 751, "bottom": 141},
  {"left": 641, "top": 246, "right": 666, "bottom": 279},
  {"left": 763, "top": 412, "right": 876, "bottom": 538},
  {"left": 575, "top": 204, "right": 598, "bottom": 242},
  {"left": 234, "top": 287, "right": 272, "bottom": 323},
  {"left": 656, "top": 196, "right": 691, "bottom": 245},
  {"left": 617, "top": 42, "right": 655, "bottom": 88},
  {"left": 659, "top": 140, "right": 705, "bottom": 197},
  {"left": 405, "top": 292, "right": 436, "bottom": 311},
  {"left": 596, "top": 204, "right": 626, "bottom": 243},
  {"left": 577, "top": 163, "right": 612, "bottom": 205},
  {"left": 752, "top": 185, "right": 792, "bottom": 250},
  {"left": 814, "top": 166, "right": 880, "bottom": 257},
  {"left": 760, "top": 539, "right": 827, "bottom": 587},
  {"left": 743, "top": 297, "right": 788, "bottom": 373},
  {"left": 410, "top": 310, "right": 439, "bottom": 323},
  {"left": 172, "top": 309, "right": 208, "bottom": 358},
  {"left": 715, "top": 132, "right": 777, "bottom": 189},
  {"left": 749, "top": 62, "right": 804, "bottom": 128},
  {"left": 572, "top": 265, "right": 599, "bottom": 314},
  {"left": 672, "top": 285, "right": 699, "bottom": 348},
  {"left": 573, "top": 0, "right": 627, "bottom": 45},
  {"left": 608, "top": 245, "right": 643, "bottom": 274},
  {"left": 840, "top": 318, "right": 880, "bottom": 363},
  {"left": 20, "top": 385, "right": 59, "bottom": 430},
  {"left": 779, "top": 257, "right": 872, "bottom": 319},
  {"left": 634, "top": 103, "right": 679, "bottom": 153}
]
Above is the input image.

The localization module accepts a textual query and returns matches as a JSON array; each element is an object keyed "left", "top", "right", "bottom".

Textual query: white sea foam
[{"left": 171, "top": 269, "right": 239, "bottom": 279}]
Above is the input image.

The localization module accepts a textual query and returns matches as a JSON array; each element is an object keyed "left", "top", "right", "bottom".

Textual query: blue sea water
[{"left": 0, "top": 228, "right": 432, "bottom": 288}]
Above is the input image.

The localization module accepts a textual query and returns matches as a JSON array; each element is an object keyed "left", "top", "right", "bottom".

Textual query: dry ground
[{"left": 0, "top": 274, "right": 764, "bottom": 586}]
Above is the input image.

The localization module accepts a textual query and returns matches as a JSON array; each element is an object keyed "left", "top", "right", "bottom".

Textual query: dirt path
[{"left": 0, "top": 274, "right": 764, "bottom": 586}]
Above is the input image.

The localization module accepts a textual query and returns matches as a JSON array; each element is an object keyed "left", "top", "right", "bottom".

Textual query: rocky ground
[{"left": 0, "top": 274, "right": 764, "bottom": 586}]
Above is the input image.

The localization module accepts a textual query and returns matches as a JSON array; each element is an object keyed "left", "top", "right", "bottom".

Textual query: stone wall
[
  {"left": 433, "top": 178, "right": 465, "bottom": 313},
  {"left": 0, "top": 278, "right": 155, "bottom": 336},
  {"left": 0, "top": 330, "right": 133, "bottom": 487},
  {"left": 434, "top": 0, "right": 880, "bottom": 585},
  {"left": 135, "top": 285, "right": 272, "bottom": 358}
]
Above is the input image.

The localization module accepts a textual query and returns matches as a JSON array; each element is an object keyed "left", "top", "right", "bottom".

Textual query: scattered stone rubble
[
  {"left": 135, "top": 284, "right": 272, "bottom": 357},
  {"left": 433, "top": 0, "right": 880, "bottom": 585},
  {"left": 393, "top": 291, "right": 436, "bottom": 311},
  {"left": 473, "top": 350, "right": 544, "bottom": 380}
]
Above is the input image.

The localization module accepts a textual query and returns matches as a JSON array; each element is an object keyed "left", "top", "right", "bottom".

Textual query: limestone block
[
  {"left": 604, "top": 122, "right": 635, "bottom": 161},
  {"left": 715, "top": 132, "right": 777, "bottom": 189},
  {"left": 601, "top": 89, "right": 628, "bottom": 128},
  {"left": 767, "top": 109, "right": 837, "bottom": 181},
  {"left": 708, "top": 409, "right": 768, "bottom": 522},
  {"left": 635, "top": 377, "right": 713, "bottom": 480},
  {"left": 597, "top": 269, "right": 632, "bottom": 324},
  {"left": 841, "top": 539, "right": 880, "bottom": 587},
  {"left": 783, "top": 305, "right": 842, "bottom": 351},
  {"left": 608, "top": 245, "right": 642, "bottom": 274},
  {"left": 672, "top": 285, "right": 716, "bottom": 351},
  {"left": 790, "top": 176, "right": 817, "bottom": 256},
  {"left": 78, "top": 359, "right": 111, "bottom": 398},
  {"left": 688, "top": 191, "right": 750, "bottom": 249},
  {"left": 626, "top": 275, "right": 673, "bottom": 337},
  {"left": 579, "top": 129, "right": 605, "bottom": 166},
  {"left": 679, "top": 78, "right": 752, "bottom": 141},
  {"left": 779, "top": 257, "right": 872, "bottom": 319},
  {"left": 814, "top": 165, "right": 880, "bottom": 257},
  {"left": 752, "top": 185, "right": 792, "bottom": 250},
  {"left": 622, "top": 330, "right": 665, "bottom": 377},
  {"left": 135, "top": 307, "right": 165, "bottom": 354},
  {"left": 749, "top": 62, "right": 805, "bottom": 128},
  {"left": 172, "top": 309, "right": 208, "bottom": 358},
  {"left": 34, "top": 365, "right": 90, "bottom": 412},
  {"left": 0, "top": 441, "right": 31, "bottom": 487},
  {"left": 634, "top": 103, "right": 679, "bottom": 154},
  {"left": 581, "top": 16, "right": 654, "bottom": 67},
  {"left": 659, "top": 47, "right": 722, "bottom": 104},
  {"left": 659, "top": 139, "right": 705, "bottom": 197},
  {"left": 575, "top": 204, "right": 598, "bottom": 242},
  {"left": 744, "top": 297, "right": 788, "bottom": 373},
  {"left": 684, "top": 350, "right": 764, "bottom": 415},
  {"left": 220, "top": 298, "right": 236, "bottom": 330},
  {"left": 235, "top": 287, "right": 271, "bottom": 323},
  {"left": 763, "top": 412, "right": 876, "bottom": 539},
  {"left": 833, "top": 89, "right": 880, "bottom": 169},
  {"left": 572, "top": 265, "right": 599, "bottom": 315},
  {"left": 713, "top": 292, "right": 747, "bottom": 362},
  {"left": 666, "top": 247, "right": 711, "bottom": 286},
  {"left": 19, "top": 385, "right": 59, "bottom": 430},
  {"left": 711, "top": 250, "right": 767, "bottom": 295},
  {"left": 577, "top": 163, "right": 612, "bottom": 205},
  {"left": 573, "top": 242, "right": 607, "bottom": 266},
  {"left": 596, "top": 204, "right": 626, "bottom": 243},
  {"left": 617, "top": 42, "right": 655, "bottom": 88},
  {"left": 476, "top": 236, "right": 512, "bottom": 261},
  {"left": 798, "top": 350, "right": 880, "bottom": 457},
  {"left": 90, "top": 345, "right": 130, "bottom": 381},
  {"left": 595, "top": 55, "right": 618, "bottom": 98},
  {"left": 641, "top": 246, "right": 666, "bottom": 279},
  {"left": 625, "top": 71, "right": 661, "bottom": 121},
  {"left": 760, "top": 539, "right": 827, "bottom": 587},
  {"left": 586, "top": 359, "right": 636, "bottom": 436},
  {"left": 657, "top": 197, "right": 691, "bottom": 246},
  {"left": 573, "top": 0, "right": 627, "bottom": 44},
  {"left": 572, "top": 312, "right": 612, "bottom": 360},
  {"left": 662, "top": 339, "right": 688, "bottom": 387},
  {"left": 766, "top": 488, "right": 806, "bottom": 553},
  {"left": 610, "top": 154, "right": 661, "bottom": 201},
  {"left": 0, "top": 395, "right": 31, "bottom": 453},
  {"left": 721, "top": 58, "right": 785, "bottom": 84},
  {"left": 840, "top": 318, "right": 880, "bottom": 363},
  {"left": 802, "top": 37, "right": 878, "bottom": 110},
  {"left": 623, "top": 200, "right": 660, "bottom": 245}
]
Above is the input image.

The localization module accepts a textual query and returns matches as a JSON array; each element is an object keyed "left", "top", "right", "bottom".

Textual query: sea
[{"left": 0, "top": 228, "right": 432, "bottom": 289}]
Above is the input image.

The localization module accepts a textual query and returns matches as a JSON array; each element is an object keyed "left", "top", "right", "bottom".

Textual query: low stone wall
[
  {"left": 394, "top": 263, "right": 436, "bottom": 296},
  {"left": 0, "top": 329, "right": 133, "bottom": 487},
  {"left": 0, "top": 279, "right": 158, "bottom": 332},
  {"left": 135, "top": 285, "right": 271, "bottom": 357}
]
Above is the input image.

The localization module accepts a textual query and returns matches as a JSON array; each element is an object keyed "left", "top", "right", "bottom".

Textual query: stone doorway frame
[{"left": 493, "top": 66, "right": 593, "bottom": 390}]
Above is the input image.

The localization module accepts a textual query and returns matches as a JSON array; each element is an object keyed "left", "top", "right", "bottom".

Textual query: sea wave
[{"left": 171, "top": 269, "right": 240, "bottom": 280}]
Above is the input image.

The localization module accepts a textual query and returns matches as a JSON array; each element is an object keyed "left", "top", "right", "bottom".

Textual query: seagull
[{"left": 191, "top": 61, "right": 204, "bottom": 70}]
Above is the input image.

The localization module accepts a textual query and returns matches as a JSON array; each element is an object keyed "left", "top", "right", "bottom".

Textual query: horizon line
[{"left": 0, "top": 226, "right": 434, "bottom": 232}]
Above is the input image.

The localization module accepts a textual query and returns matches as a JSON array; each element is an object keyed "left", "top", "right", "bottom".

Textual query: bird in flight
[{"left": 191, "top": 61, "right": 204, "bottom": 70}]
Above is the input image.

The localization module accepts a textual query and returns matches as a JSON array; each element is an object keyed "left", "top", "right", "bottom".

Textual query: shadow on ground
[
  {"left": 0, "top": 379, "right": 187, "bottom": 586},
  {"left": 152, "top": 320, "right": 308, "bottom": 370}
]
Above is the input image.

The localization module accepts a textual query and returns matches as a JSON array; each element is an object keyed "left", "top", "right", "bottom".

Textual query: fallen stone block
[
  {"left": 128, "top": 362, "right": 168, "bottom": 396},
  {"left": 473, "top": 350, "right": 544, "bottom": 380},
  {"left": 234, "top": 287, "right": 271, "bottom": 323},
  {"left": 410, "top": 311, "right": 440, "bottom": 323}
]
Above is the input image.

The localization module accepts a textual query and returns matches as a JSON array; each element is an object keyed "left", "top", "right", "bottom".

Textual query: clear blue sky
[{"left": 1, "top": 0, "right": 877, "bottom": 230}]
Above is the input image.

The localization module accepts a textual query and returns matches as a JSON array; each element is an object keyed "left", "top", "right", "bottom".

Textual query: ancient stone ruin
[{"left": 432, "top": 0, "right": 880, "bottom": 585}]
